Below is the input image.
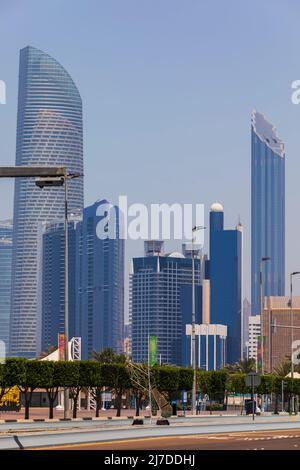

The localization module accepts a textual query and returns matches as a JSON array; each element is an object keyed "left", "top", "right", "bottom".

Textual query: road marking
[{"left": 28, "top": 427, "right": 300, "bottom": 450}]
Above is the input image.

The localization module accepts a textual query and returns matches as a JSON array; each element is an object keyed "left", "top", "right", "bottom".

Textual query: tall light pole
[
  {"left": 0, "top": 166, "right": 77, "bottom": 419},
  {"left": 260, "top": 256, "right": 270, "bottom": 375},
  {"left": 36, "top": 171, "right": 81, "bottom": 419},
  {"left": 191, "top": 225, "right": 205, "bottom": 415},
  {"left": 290, "top": 271, "right": 300, "bottom": 414}
]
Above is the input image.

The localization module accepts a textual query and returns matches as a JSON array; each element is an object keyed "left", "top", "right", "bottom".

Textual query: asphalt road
[
  {"left": 38, "top": 429, "right": 300, "bottom": 450},
  {"left": 2, "top": 415, "right": 300, "bottom": 449}
]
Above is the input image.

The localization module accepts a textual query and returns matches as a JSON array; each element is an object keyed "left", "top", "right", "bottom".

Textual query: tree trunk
[
  {"left": 49, "top": 401, "right": 54, "bottom": 419},
  {"left": 24, "top": 389, "right": 33, "bottom": 420},
  {"left": 96, "top": 400, "right": 101, "bottom": 417},
  {"left": 225, "top": 391, "right": 228, "bottom": 411},
  {"left": 274, "top": 393, "right": 279, "bottom": 414},
  {"left": 25, "top": 402, "right": 30, "bottom": 420},
  {"left": 73, "top": 395, "right": 78, "bottom": 418},
  {"left": 135, "top": 392, "right": 140, "bottom": 417},
  {"left": 92, "top": 388, "right": 102, "bottom": 417},
  {"left": 116, "top": 392, "right": 122, "bottom": 417},
  {"left": 46, "top": 388, "right": 58, "bottom": 419}
]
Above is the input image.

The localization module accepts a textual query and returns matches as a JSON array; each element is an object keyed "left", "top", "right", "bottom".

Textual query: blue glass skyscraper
[
  {"left": 209, "top": 203, "right": 242, "bottom": 364},
  {"left": 251, "top": 110, "right": 285, "bottom": 315},
  {"left": 130, "top": 241, "right": 201, "bottom": 365},
  {"left": 10, "top": 46, "right": 83, "bottom": 357},
  {"left": 77, "top": 200, "right": 124, "bottom": 359},
  {"left": 41, "top": 217, "right": 81, "bottom": 354},
  {"left": 0, "top": 221, "right": 13, "bottom": 352}
]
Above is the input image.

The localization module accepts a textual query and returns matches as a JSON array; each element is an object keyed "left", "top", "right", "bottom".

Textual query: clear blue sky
[{"left": 1, "top": 0, "right": 300, "bottom": 307}]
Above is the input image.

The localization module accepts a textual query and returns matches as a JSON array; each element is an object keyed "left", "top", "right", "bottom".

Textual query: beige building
[{"left": 261, "top": 296, "right": 300, "bottom": 372}]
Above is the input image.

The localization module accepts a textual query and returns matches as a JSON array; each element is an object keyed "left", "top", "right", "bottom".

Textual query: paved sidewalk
[{"left": 0, "top": 407, "right": 241, "bottom": 421}]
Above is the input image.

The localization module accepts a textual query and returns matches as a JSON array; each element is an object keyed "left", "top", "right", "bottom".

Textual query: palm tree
[
  {"left": 92, "top": 347, "right": 127, "bottom": 364},
  {"left": 223, "top": 358, "right": 256, "bottom": 374},
  {"left": 273, "top": 358, "right": 291, "bottom": 377}
]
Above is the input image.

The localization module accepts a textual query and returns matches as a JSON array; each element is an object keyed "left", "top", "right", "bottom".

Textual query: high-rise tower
[
  {"left": 209, "top": 203, "right": 242, "bottom": 364},
  {"left": 10, "top": 46, "right": 83, "bottom": 357},
  {"left": 251, "top": 110, "right": 285, "bottom": 315},
  {"left": 77, "top": 200, "right": 124, "bottom": 359}
]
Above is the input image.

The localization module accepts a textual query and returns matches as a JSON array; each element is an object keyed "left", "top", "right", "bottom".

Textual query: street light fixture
[
  {"left": 191, "top": 225, "right": 206, "bottom": 416},
  {"left": 35, "top": 171, "right": 82, "bottom": 419},
  {"left": 0, "top": 166, "right": 80, "bottom": 420},
  {"left": 260, "top": 256, "right": 270, "bottom": 375}
]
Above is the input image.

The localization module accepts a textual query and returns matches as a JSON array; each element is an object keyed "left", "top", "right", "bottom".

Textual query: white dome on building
[{"left": 210, "top": 202, "right": 224, "bottom": 212}]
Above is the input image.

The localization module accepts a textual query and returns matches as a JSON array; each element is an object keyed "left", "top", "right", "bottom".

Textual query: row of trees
[{"left": 1, "top": 356, "right": 300, "bottom": 419}]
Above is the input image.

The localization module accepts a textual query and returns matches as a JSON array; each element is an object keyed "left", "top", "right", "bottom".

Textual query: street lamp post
[
  {"left": 290, "top": 271, "right": 300, "bottom": 415},
  {"left": 259, "top": 256, "right": 270, "bottom": 415},
  {"left": 63, "top": 172, "right": 69, "bottom": 419},
  {"left": 0, "top": 166, "right": 79, "bottom": 420},
  {"left": 260, "top": 257, "right": 270, "bottom": 375},
  {"left": 191, "top": 225, "right": 205, "bottom": 416},
  {"left": 36, "top": 171, "right": 81, "bottom": 419}
]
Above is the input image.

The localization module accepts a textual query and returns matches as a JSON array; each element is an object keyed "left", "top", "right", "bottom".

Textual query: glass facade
[
  {"left": 10, "top": 46, "right": 83, "bottom": 357},
  {"left": 130, "top": 243, "right": 201, "bottom": 366},
  {"left": 209, "top": 206, "right": 242, "bottom": 364},
  {"left": 41, "top": 217, "right": 81, "bottom": 354},
  {"left": 0, "top": 221, "right": 13, "bottom": 352},
  {"left": 77, "top": 200, "right": 124, "bottom": 359},
  {"left": 251, "top": 110, "right": 285, "bottom": 315}
]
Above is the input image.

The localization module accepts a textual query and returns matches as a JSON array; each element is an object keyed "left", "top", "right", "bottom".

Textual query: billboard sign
[{"left": 149, "top": 335, "right": 157, "bottom": 367}]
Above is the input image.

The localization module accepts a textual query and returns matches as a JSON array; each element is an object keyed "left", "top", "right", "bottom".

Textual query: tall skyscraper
[
  {"left": 251, "top": 110, "right": 285, "bottom": 315},
  {"left": 130, "top": 241, "right": 202, "bottom": 365},
  {"left": 10, "top": 46, "right": 83, "bottom": 357},
  {"left": 41, "top": 216, "right": 81, "bottom": 354},
  {"left": 78, "top": 200, "right": 124, "bottom": 359},
  {"left": 0, "top": 221, "right": 13, "bottom": 352},
  {"left": 209, "top": 202, "right": 242, "bottom": 364}
]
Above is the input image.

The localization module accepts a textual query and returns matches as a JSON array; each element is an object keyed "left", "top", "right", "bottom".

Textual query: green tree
[
  {"left": 86, "top": 362, "right": 102, "bottom": 417},
  {"left": 223, "top": 358, "right": 256, "bottom": 374},
  {"left": 0, "top": 358, "right": 26, "bottom": 404},
  {"left": 273, "top": 358, "right": 291, "bottom": 378},
  {"left": 178, "top": 368, "right": 194, "bottom": 391},
  {"left": 55, "top": 361, "right": 80, "bottom": 418},
  {"left": 101, "top": 363, "right": 131, "bottom": 416},
  {"left": 43, "top": 361, "right": 60, "bottom": 419},
  {"left": 153, "top": 366, "right": 179, "bottom": 402},
  {"left": 92, "top": 347, "right": 126, "bottom": 364},
  {"left": 226, "top": 373, "right": 248, "bottom": 394},
  {"left": 225, "top": 373, "right": 248, "bottom": 414},
  {"left": 197, "top": 370, "right": 210, "bottom": 395},
  {"left": 69, "top": 361, "right": 101, "bottom": 418},
  {"left": 257, "top": 374, "right": 274, "bottom": 395},
  {"left": 18, "top": 361, "right": 52, "bottom": 419},
  {"left": 206, "top": 371, "right": 228, "bottom": 413}
]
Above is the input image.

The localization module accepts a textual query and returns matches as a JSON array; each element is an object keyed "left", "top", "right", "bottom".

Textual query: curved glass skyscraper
[
  {"left": 251, "top": 110, "right": 285, "bottom": 315},
  {"left": 10, "top": 46, "right": 83, "bottom": 357}
]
